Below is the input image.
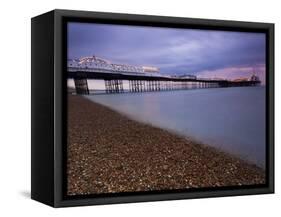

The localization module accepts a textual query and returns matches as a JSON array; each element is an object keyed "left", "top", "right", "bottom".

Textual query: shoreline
[
  {"left": 87, "top": 93, "right": 265, "bottom": 169},
  {"left": 67, "top": 95, "right": 265, "bottom": 196}
]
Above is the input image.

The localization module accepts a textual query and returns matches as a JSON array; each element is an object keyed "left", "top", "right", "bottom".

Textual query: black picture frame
[{"left": 31, "top": 9, "right": 274, "bottom": 207}]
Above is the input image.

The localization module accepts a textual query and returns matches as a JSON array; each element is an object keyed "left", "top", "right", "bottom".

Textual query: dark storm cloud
[{"left": 68, "top": 22, "right": 266, "bottom": 77}]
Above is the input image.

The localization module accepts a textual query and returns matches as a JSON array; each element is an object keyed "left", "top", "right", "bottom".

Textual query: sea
[{"left": 85, "top": 86, "right": 266, "bottom": 168}]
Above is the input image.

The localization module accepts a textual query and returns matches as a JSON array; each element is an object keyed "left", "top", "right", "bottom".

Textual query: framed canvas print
[{"left": 31, "top": 9, "right": 274, "bottom": 207}]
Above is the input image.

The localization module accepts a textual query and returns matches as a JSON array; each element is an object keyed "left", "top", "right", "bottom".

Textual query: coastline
[{"left": 67, "top": 95, "right": 265, "bottom": 196}]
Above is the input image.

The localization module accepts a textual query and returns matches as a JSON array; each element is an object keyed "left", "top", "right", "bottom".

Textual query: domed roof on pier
[{"left": 249, "top": 74, "right": 260, "bottom": 82}]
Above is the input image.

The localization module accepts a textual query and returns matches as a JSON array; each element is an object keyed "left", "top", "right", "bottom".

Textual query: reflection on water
[{"left": 85, "top": 86, "right": 266, "bottom": 168}]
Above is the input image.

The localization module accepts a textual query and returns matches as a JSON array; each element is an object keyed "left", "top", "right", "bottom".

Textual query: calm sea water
[{"left": 85, "top": 86, "right": 266, "bottom": 168}]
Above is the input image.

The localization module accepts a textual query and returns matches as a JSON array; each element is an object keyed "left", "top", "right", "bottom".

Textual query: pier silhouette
[{"left": 67, "top": 56, "right": 261, "bottom": 94}]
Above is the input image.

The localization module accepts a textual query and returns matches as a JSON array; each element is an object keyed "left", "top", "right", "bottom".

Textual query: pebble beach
[{"left": 67, "top": 95, "right": 265, "bottom": 196}]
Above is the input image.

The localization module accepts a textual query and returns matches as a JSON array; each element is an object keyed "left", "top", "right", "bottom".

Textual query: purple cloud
[{"left": 68, "top": 22, "right": 266, "bottom": 83}]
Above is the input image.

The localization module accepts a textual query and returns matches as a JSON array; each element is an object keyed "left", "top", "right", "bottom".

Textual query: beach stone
[{"left": 67, "top": 95, "right": 266, "bottom": 196}]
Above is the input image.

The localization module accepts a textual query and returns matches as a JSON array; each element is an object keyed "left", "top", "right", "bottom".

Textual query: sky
[{"left": 68, "top": 22, "right": 266, "bottom": 84}]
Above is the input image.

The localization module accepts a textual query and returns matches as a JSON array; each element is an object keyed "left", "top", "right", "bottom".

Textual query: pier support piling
[{"left": 74, "top": 78, "right": 89, "bottom": 95}]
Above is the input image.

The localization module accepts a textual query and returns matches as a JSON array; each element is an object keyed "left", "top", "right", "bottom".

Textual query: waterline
[{"left": 85, "top": 86, "right": 266, "bottom": 168}]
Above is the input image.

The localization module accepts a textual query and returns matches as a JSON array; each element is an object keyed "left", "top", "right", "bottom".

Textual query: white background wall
[{"left": 0, "top": 0, "right": 279, "bottom": 216}]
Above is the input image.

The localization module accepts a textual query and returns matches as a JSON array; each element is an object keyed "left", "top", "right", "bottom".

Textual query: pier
[{"left": 67, "top": 56, "right": 261, "bottom": 94}]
